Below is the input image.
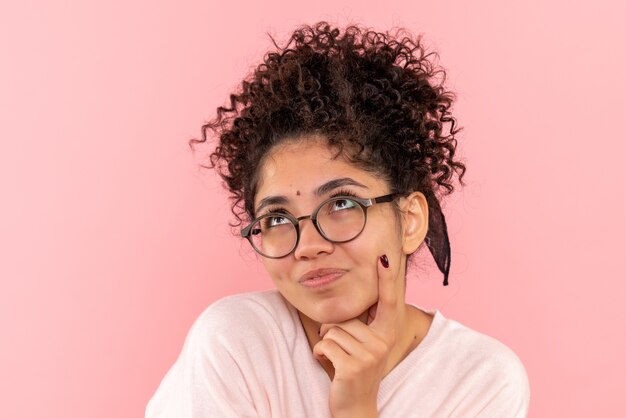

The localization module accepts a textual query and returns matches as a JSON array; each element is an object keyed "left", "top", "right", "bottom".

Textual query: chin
[{"left": 309, "top": 304, "right": 366, "bottom": 324}]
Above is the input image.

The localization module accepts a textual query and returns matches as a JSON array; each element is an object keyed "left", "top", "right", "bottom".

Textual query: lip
[{"left": 299, "top": 268, "right": 347, "bottom": 289}]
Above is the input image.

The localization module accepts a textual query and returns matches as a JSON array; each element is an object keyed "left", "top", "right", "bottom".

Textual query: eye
[
  {"left": 330, "top": 198, "right": 357, "bottom": 212},
  {"left": 260, "top": 212, "right": 291, "bottom": 229}
]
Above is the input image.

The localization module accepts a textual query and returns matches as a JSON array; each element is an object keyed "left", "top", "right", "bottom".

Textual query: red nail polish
[{"left": 380, "top": 254, "right": 389, "bottom": 268}]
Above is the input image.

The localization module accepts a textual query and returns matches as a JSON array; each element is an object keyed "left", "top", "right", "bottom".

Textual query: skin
[{"left": 253, "top": 134, "right": 435, "bottom": 418}]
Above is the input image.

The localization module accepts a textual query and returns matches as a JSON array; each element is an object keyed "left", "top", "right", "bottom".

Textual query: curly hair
[{"left": 190, "top": 22, "right": 467, "bottom": 285}]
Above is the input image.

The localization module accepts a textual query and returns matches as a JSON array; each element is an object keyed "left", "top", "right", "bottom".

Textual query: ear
[{"left": 398, "top": 191, "right": 429, "bottom": 255}]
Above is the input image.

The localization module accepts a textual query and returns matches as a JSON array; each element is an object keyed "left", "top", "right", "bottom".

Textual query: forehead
[{"left": 254, "top": 138, "right": 381, "bottom": 204}]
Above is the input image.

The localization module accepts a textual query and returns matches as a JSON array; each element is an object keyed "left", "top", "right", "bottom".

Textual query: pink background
[{"left": 1, "top": 1, "right": 625, "bottom": 417}]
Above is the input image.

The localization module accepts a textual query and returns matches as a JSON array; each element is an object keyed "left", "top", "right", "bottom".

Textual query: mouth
[{"left": 299, "top": 269, "right": 346, "bottom": 289}]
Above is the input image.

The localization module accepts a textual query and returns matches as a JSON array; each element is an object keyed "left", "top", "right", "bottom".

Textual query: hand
[{"left": 313, "top": 254, "right": 398, "bottom": 418}]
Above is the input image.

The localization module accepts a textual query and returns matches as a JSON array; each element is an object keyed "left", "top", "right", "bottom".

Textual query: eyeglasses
[{"left": 241, "top": 193, "right": 399, "bottom": 258}]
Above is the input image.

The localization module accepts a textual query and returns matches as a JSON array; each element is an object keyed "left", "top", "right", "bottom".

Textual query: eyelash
[
  {"left": 331, "top": 188, "right": 359, "bottom": 199},
  {"left": 262, "top": 188, "right": 359, "bottom": 216}
]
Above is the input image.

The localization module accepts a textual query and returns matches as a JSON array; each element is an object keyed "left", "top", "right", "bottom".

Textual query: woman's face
[{"left": 253, "top": 135, "right": 408, "bottom": 324}]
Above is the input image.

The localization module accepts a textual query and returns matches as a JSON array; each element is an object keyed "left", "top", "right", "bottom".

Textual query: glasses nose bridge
[
  {"left": 294, "top": 213, "right": 324, "bottom": 238},
  {"left": 296, "top": 214, "right": 312, "bottom": 222}
]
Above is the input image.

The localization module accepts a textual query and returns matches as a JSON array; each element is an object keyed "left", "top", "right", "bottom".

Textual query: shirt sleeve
[
  {"left": 145, "top": 304, "right": 259, "bottom": 418},
  {"left": 475, "top": 348, "right": 531, "bottom": 418}
]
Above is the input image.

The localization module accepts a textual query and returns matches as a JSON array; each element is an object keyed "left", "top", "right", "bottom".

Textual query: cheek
[
  {"left": 262, "top": 258, "right": 297, "bottom": 288},
  {"left": 340, "top": 242, "right": 383, "bottom": 288},
  {"left": 342, "top": 220, "right": 403, "bottom": 284},
  {"left": 354, "top": 218, "right": 402, "bottom": 256}
]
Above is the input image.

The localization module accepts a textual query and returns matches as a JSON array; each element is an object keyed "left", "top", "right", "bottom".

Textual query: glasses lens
[
  {"left": 317, "top": 197, "right": 365, "bottom": 242},
  {"left": 249, "top": 214, "right": 297, "bottom": 258}
]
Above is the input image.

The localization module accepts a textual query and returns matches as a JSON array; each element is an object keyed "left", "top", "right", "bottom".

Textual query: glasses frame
[{"left": 241, "top": 193, "right": 399, "bottom": 259}]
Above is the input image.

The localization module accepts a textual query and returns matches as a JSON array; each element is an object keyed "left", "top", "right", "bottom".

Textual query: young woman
[{"left": 146, "top": 22, "right": 530, "bottom": 417}]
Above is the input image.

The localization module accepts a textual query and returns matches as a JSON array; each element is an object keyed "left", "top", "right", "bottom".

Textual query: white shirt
[{"left": 146, "top": 289, "right": 530, "bottom": 417}]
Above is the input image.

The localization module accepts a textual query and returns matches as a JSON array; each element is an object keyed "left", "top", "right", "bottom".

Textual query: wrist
[{"left": 332, "top": 404, "right": 378, "bottom": 418}]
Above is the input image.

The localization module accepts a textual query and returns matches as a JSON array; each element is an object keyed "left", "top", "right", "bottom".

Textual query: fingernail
[{"left": 380, "top": 254, "right": 389, "bottom": 268}]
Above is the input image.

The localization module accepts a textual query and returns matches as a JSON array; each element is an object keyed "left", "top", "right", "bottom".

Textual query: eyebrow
[{"left": 255, "top": 177, "right": 369, "bottom": 215}]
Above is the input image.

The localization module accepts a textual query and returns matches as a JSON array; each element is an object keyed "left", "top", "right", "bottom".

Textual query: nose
[{"left": 293, "top": 217, "right": 334, "bottom": 259}]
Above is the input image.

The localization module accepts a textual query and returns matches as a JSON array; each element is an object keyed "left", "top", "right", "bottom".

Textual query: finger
[
  {"left": 313, "top": 338, "right": 351, "bottom": 366},
  {"left": 324, "top": 325, "right": 391, "bottom": 368},
  {"left": 319, "top": 319, "right": 366, "bottom": 339},
  {"left": 369, "top": 254, "right": 398, "bottom": 335},
  {"left": 320, "top": 319, "right": 379, "bottom": 345},
  {"left": 319, "top": 325, "right": 376, "bottom": 358}
]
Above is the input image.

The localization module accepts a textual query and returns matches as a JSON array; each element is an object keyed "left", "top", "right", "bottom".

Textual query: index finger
[{"left": 369, "top": 254, "right": 398, "bottom": 336}]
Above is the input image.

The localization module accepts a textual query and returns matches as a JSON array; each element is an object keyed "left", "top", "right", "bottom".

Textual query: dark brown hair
[{"left": 191, "top": 22, "right": 467, "bottom": 285}]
